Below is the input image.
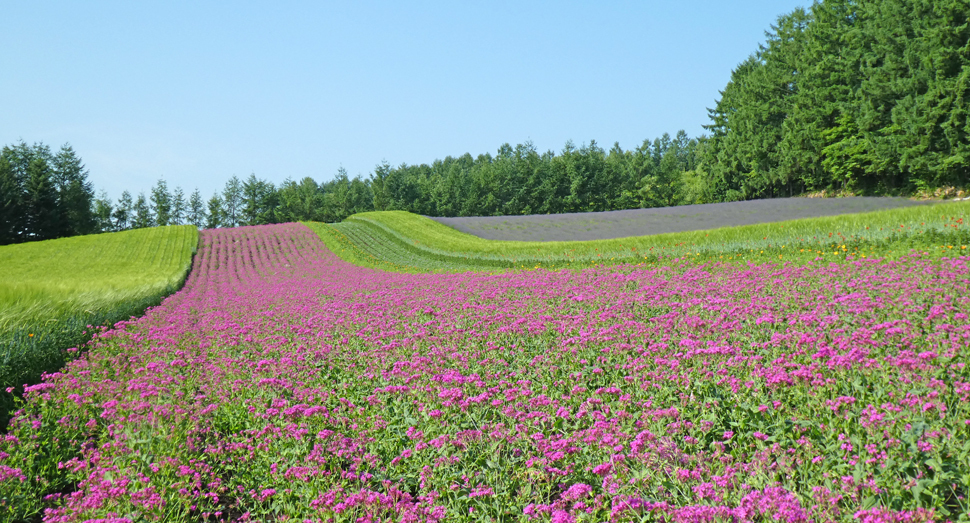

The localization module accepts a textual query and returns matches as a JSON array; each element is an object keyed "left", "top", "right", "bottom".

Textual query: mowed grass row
[
  {"left": 307, "top": 221, "right": 492, "bottom": 273},
  {"left": 314, "top": 201, "right": 970, "bottom": 272},
  {"left": 0, "top": 226, "right": 198, "bottom": 427}
]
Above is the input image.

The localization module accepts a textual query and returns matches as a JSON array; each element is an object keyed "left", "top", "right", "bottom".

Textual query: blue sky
[{"left": 2, "top": 1, "right": 807, "bottom": 200}]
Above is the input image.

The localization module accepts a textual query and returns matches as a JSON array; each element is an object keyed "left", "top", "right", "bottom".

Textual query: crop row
[
  {"left": 0, "top": 225, "right": 198, "bottom": 428},
  {"left": 320, "top": 206, "right": 970, "bottom": 273},
  {"left": 429, "top": 197, "right": 940, "bottom": 243},
  {"left": 348, "top": 201, "right": 970, "bottom": 264},
  {"left": 2, "top": 222, "right": 967, "bottom": 521},
  {"left": 331, "top": 221, "right": 485, "bottom": 271}
]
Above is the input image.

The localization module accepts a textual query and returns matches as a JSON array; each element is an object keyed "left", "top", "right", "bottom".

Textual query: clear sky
[{"left": 2, "top": 1, "right": 807, "bottom": 200}]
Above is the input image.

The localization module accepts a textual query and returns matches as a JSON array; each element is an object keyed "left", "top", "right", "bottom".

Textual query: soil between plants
[{"left": 428, "top": 197, "right": 939, "bottom": 242}]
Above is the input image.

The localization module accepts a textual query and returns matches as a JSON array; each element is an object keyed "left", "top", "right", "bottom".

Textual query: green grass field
[
  {"left": 0, "top": 226, "right": 198, "bottom": 427},
  {"left": 311, "top": 200, "right": 970, "bottom": 272}
]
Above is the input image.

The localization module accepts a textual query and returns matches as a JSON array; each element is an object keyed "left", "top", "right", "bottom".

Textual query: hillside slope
[
  {"left": 311, "top": 200, "right": 970, "bottom": 272},
  {"left": 0, "top": 225, "right": 198, "bottom": 426},
  {"left": 431, "top": 197, "right": 938, "bottom": 242}
]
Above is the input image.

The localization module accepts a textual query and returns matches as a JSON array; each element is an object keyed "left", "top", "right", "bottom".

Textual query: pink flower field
[{"left": 3, "top": 223, "right": 969, "bottom": 522}]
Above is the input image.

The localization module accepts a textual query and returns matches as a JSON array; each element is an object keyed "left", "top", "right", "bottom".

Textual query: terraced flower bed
[{"left": 3, "top": 222, "right": 968, "bottom": 521}]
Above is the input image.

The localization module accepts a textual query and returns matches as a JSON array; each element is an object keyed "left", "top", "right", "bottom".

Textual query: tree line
[
  {"left": 3, "top": 0, "right": 967, "bottom": 245},
  {"left": 0, "top": 142, "right": 97, "bottom": 244},
  {"left": 1, "top": 131, "right": 705, "bottom": 242},
  {"left": 29, "top": 132, "right": 702, "bottom": 238},
  {"left": 703, "top": 0, "right": 969, "bottom": 200}
]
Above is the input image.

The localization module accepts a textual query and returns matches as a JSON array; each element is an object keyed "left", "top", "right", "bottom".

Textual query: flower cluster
[{"left": 2, "top": 223, "right": 968, "bottom": 522}]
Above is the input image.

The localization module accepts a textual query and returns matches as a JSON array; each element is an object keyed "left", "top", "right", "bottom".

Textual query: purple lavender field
[
  {"left": 431, "top": 197, "right": 938, "bottom": 242},
  {"left": 2, "top": 222, "right": 968, "bottom": 522}
]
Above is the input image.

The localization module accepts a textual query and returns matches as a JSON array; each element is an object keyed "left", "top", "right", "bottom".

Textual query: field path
[{"left": 430, "top": 197, "right": 936, "bottom": 241}]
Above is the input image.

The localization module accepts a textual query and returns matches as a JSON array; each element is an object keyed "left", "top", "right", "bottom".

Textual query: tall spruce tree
[
  {"left": 241, "top": 174, "right": 278, "bottom": 225},
  {"left": 187, "top": 189, "right": 206, "bottom": 228},
  {"left": 0, "top": 156, "right": 22, "bottom": 244},
  {"left": 113, "top": 191, "right": 133, "bottom": 230},
  {"left": 92, "top": 191, "right": 114, "bottom": 232},
  {"left": 278, "top": 177, "right": 322, "bottom": 222},
  {"left": 222, "top": 176, "right": 242, "bottom": 227},
  {"left": 132, "top": 193, "right": 153, "bottom": 229},
  {"left": 171, "top": 186, "right": 187, "bottom": 225},
  {"left": 150, "top": 180, "right": 172, "bottom": 226},
  {"left": 24, "top": 158, "right": 59, "bottom": 240},
  {"left": 206, "top": 193, "right": 224, "bottom": 229},
  {"left": 51, "top": 144, "right": 96, "bottom": 236}
]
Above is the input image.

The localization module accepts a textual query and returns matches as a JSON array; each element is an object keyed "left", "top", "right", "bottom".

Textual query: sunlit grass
[{"left": 0, "top": 226, "right": 198, "bottom": 427}]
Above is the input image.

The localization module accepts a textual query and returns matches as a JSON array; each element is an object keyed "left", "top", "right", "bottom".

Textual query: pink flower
[
  {"left": 551, "top": 510, "right": 575, "bottom": 523},
  {"left": 562, "top": 483, "right": 592, "bottom": 501}
]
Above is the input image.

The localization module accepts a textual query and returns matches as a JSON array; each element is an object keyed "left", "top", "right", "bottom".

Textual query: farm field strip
[
  {"left": 324, "top": 201, "right": 970, "bottom": 272},
  {"left": 2, "top": 222, "right": 968, "bottom": 521},
  {"left": 318, "top": 221, "right": 482, "bottom": 272},
  {"left": 430, "top": 197, "right": 940, "bottom": 242},
  {"left": 0, "top": 226, "right": 198, "bottom": 329},
  {"left": 316, "top": 220, "right": 505, "bottom": 272},
  {"left": 0, "top": 225, "right": 198, "bottom": 427}
]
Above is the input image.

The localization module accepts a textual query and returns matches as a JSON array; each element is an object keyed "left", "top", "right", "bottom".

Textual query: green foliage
[
  {"left": 0, "top": 225, "right": 198, "bottom": 429},
  {"left": 186, "top": 189, "right": 206, "bottom": 228},
  {"left": 150, "top": 179, "right": 172, "bottom": 227},
  {"left": 112, "top": 191, "right": 133, "bottom": 230},
  {"left": 24, "top": 158, "right": 59, "bottom": 241},
  {"left": 241, "top": 173, "right": 279, "bottom": 225},
  {"left": 51, "top": 144, "right": 96, "bottom": 237},
  {"left": 339, "top": 137, "right": 704, "bottom": 219},
  {"left": 170, "top": 186, "right": 187, "bottom": 225},
  {"left": 702, "top": 0, "right": 970, "bottom": 198},
  {"left": 132, "top": 193, "right": 153, "bottom": 229},
  {"left": 0, "top": 141, "right": 100, "bottom": 245},
  {"left": 222, "top": 175, "right": 243, "bottom": 228},
  {"left": 206, "top": 192, "right": 224, "bottom": 229},
  {"left": 318, "top": 168, "right": 373, "bottom": 223},
  {"left": 278, "top": 177, "right": 323, "bottom": 222},
  {"left": 0, "top": 157, "right": 20, "bottom": 245}
]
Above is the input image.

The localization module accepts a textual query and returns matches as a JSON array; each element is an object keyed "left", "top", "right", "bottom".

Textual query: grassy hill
[
  {"left": 0, "top": 225, "right": 198, "bottom": 426},
  {"left": 309, "top": 200, "right": 970, "bottom": 272}
]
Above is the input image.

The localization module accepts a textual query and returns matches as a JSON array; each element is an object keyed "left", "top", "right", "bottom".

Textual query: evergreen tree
[
  {"left": 132, "top": 193, "right": 153, "bottom": 229},
  {"left": 3, "top": 142, "right": 51, "bottom": 190},
  {"left": 170, "top": 186, "right": 187, "bottom": 225},
  {"left": 206, "top": 193, "right": 224, "bottom": 229},
  {"left": 241, "top": 174, "right": 278, "bottom": 225},
  {"left": 113, "top": 191, "right": 133, "bottom": 230},
  {"left": 51, "top": 144, "right": 96, "bottom": 236},
  {"left": 24, "top": 158, "right": 59, "bottom": 240},
  {"left": 0, "top": 156, "right": 22, "bottom": 244},
  {"left": 93, "top": 191, "right": 114, "bottom": 232},
  {"left": 371, "top": 161, "right": 392, "bottom": 211},
  {"left": 187, "top": 189, "right": 206, "bottom": 229},
  {"left": 638, "top": 133, "right": 687, "bottom": 207},
  {"left": 279, "top": 177, "right": 322, "bottom": 222},
  {"left": 150, "top": 179, "right": 172, "bottom": 226},
  {"left": 222, "top": 176, "right": 243, "bottom": 228}
]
